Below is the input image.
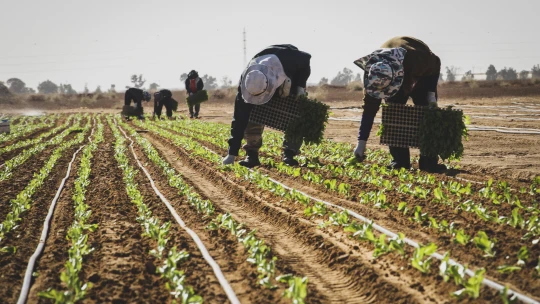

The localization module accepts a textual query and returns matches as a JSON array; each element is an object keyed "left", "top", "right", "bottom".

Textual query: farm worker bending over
[
  {"left": 153, "top": 89, "right": 176, "bottom": 120},
  {"left": 125, "top": 87, "right": 151, "bottom": 118},
  {"left": 184, "top": 70, "right": 204, "bottom": 118},
  {"left": 222, "top": 44, "right": 311, "bottom": 168},
  {"left": 353, "top": 36, "right": 447, "bottom": 173}
]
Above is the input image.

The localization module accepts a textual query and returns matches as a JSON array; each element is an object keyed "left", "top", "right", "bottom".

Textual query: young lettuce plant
[
  {"left": 472, "top": 231, "right": 496, "bottom": 258},
  {"left": 411, "top": 243, "right": 437, "bottom": 274}
]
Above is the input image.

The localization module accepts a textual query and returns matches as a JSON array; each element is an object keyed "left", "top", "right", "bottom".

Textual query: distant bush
[
  {"left": 28, "top": 94, "right": 46, "bottom": 102},
  {"left": 346, "top": 80, "right": 364, "bottom": 92}
]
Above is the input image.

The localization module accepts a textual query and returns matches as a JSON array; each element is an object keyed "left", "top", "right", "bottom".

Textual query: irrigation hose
[
  {"left": 198, "top": 145, "right": 539, "bottom": 304},
  {"left": 116, "top": 124, "right": 240, "bottom": 304},
  {"left": 17, "top": 121, "right": 95, "bottom": 304},
  {"left": 16, "top": 144, "right": 86, "bottom": 304}
]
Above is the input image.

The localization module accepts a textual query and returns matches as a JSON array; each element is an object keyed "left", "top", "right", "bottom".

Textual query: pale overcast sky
[{"left": 1, "top": 0, "right": 539, "bottom": 92}]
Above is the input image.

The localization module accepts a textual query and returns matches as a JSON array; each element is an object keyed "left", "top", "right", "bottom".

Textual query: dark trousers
[
  {"left": 124, "top": 93, "right": 142, "bottom": 109},
  {"left": 385, "top": 78, "right": 438, "bottom": 168},
  {"left": 227, "top": 87, "right": 302, "bottom": 156},
  {"left": 189, "top": 104, "right": 200, "bottom": 116},
  {"left": 154, "top": 98, "right": 173, "bottom": 118}
]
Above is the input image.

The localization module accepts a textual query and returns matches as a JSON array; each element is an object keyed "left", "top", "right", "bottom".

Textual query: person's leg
[
  {"left": 124, "top": 92, "right": 131, "bottom": 106},
  {"left": 188, "top": 105, "right": 194, "bottom": 118},
  {"left": 194, "top": 103, "right": 201, "bottom": 118},
  {"left": 239, "top": 122, "right": 264, "bottom": 168},
  {"left": 385, "top": 89, "right": 412, "bottom": 168},
  {"left": 411, "top": 78, "right": 446, "bottom": 173},
  {"left": 282, "top": 137, "right": 302, "bottom": 166}
]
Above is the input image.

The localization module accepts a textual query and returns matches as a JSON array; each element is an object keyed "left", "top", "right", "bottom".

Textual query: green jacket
[{"left": 381, "top": 36, "right": 441, "bottom": 95}]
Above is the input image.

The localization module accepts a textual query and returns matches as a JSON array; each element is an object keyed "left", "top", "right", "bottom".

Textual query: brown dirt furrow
[
  {"left": 77, "top": 122, "right": 173, "bottom": 303},
  {"left": 121, "top": 124, "right": 278, "bottom": 303},
  {"left": 142, "top": 131, "right": 483, "bottom": 304},
  {"left": 0, "top": 143, "right": 84, "bottom": 303},
  {"left": 27, "top": 150, "right": 81, "bottom": 302}
]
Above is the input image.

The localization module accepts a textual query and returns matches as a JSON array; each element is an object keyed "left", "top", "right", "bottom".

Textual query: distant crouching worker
[
  {"left": 124, "top": 87, "right": 151, "bottom": 118},
  {"left": 153, "top": 89, "right": 175, "bottom": 119},
  {"left": 184, "top": 70, "right": 204, "bottom": 118},
  {"left": 353, "top": 36, "right": 446, "bottom": 173},
  {"left": 222, "top": 44, "right": 311, "bottom": 168}
]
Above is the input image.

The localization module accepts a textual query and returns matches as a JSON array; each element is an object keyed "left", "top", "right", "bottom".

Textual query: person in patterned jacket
[{"left": 352, "top": 36, "right": 446, "bottom": 173}]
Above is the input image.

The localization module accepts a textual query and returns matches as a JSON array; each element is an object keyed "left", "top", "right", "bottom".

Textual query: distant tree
[
  {"left": 37, "top": 80, "right": 59, "bottom": 94},
  {"left": 519, "top": 70, "right": 529, "bottom": 80},
  {"left": 354, "top": 73, "right": 363, "bottom": 82},
  {"left": 221, "top": 76, "right": 233, "bottom": 88},
  {"left": 532, "top": 64, "right": 540, "bottom": 79},
  {"left": 497, "top": 67, "right": 518, "bottom": 80},
  {"left": 330, "top": 68, "right": 354, "bottom": 86},
  {"left": 201, "top": 74, "right": 218, "bottom": 90},
  {"left": 59, "top": 84, "right": 77, "bottom": 95},
  {"left": 94, "top": 86, "right": 102, "bottom": 94},
  {"left": 6, "top": 78, "right": 30, "bottom": 94},
  {"left": 83, "top": 84, "right": 89, "bottom": 94},
  {"left": 439, "top": 73, "right": 444, "bottom": 82},
  {"left": 149, "top": 83, "right": 160, "bottom": 91},
  {"left": 319, "top": 77, "right": 329, "bottom": 85},
  {"left": 486, "top": 65, "right": 497, "bottom": 81},
  {"left": 0, "top": 82, "right": 11, "bottom": 96},
  {"left": 180, "top": 73, "right": 188, "bottom": 82},
  {"left": 445, "top": 66, "right": 458, "bottom": 82},
  {"left": 130, "top": 74, "right": 146, "bottom": 88},
  {"left": 108, "top": 84, "right": 116, "bottom": 93},
  {"left": 461, "top": 70, "right": 474, "bottom": 81}
]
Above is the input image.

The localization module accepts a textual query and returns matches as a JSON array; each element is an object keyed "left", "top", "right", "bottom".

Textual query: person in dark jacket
[
  {"left": 353, "top": 36, "right": 446, "bottom": 173},
  {"left": 124, "top": 88, "right": 151, "bottom": 118},
  {"left": 184, "top": 70, "right": 204, "bottom": 118},
  {"left": 222, "top": 44, "right": 311, "bottom": 168},
  {"left": 153, "top": 89, "right": 176, "bottom": 119}
]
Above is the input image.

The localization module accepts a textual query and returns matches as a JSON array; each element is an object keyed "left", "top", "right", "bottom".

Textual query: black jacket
[
  {"left": 126, "top": 88, "right": 144, "bottom": 103},
  {"left": 253, "top": 44, "right": 311, "bottom": 90},
  {"left": 185, "top": 77, "right": 204, "bottom": 94},
  {"left": 226, "top": 44, "right": 312, "bottom": 156}
]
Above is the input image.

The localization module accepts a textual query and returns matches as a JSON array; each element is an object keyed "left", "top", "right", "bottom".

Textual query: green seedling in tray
[
  {"left": 186, "top": 90, "right": 209, "bottom": 107},
  {"left": 285, "top": 96, "right": 329, "bottom": 145}
]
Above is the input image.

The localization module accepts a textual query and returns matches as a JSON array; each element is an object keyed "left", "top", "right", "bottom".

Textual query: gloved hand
[
  {"left": 354, "top": 140, "right": 367, "bottom": 160},
  {"left": 222, "top": 155, "right": 236, "bottom": 165},
  {"left": 427, "top": 92, "right": 437, "bottom": 107},
  {"left": 296, "top": 87, "right": 306, "bottom": 96}
]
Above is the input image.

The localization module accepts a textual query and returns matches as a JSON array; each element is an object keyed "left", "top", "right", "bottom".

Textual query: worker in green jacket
[{"left": 353, "top": 36, "right": 446, "bottom": 173}]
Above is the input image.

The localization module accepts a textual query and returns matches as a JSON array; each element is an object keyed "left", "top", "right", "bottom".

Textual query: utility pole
[{"left": 243, "top": 27, "right": 247, "bottom": 67}]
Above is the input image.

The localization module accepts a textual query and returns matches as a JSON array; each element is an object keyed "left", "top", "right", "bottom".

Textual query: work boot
[
  {"left": 419, "top": 156, "right": 447, "bottom": 173},
  {"left": 239, "top": 151, "right": 261, "bottom": 168},
  {"left": 388, "top": 147, "right": 410, "bottom": 170},
  {"left": 282, "top": 149, "right": 299, "bottom": 167},
  {"left": 189, "top": 113, "right": 194, "bottom": 119}
]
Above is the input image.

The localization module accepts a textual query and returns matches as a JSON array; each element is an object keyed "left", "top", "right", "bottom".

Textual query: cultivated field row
[{"left": 0, "top": 113, "right": 538, "bottom": 303}]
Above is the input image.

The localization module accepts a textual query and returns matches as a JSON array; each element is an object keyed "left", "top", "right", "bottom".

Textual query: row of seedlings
[
  {"left": 39, "top": 117, "right": 104, "bottom": 302},
  {"left": 140, "top": 119, "right": 523, "bottom": 302},
  {"left": 107, "top": 116, "right": 203, "bottom": 303},
  {"left": 0, "top": 114, "right": 84, "bottom": 182},
  {"left": 0, "top": 115, "right": 91, "bottom": 244},
  {"left": 120, "top": 118, "right": 308, "bottom": 303}
]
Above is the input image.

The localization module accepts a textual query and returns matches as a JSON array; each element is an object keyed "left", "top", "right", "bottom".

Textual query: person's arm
[
  {"left": 291, "top": 53, "right": 311, "bottom": 94},
  {"left": 227, "top": 85, "right": 254, "bottom": 156},
  {"left": 197, "top": 78, "right": 204, "bottom": 91},
  {"left": 358, "top": 94, "right": 382, "bottom": 141}
]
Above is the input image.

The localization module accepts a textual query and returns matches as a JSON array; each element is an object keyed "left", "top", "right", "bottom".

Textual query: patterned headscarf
[{"left": 354, "top": 47, "right": 407, "bottom": 99}]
